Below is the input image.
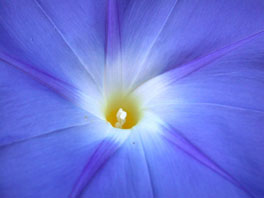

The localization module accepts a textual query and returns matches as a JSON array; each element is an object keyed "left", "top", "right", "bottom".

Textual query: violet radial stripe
[
  {"left": 165, "top": 30, "right": 264, "bottom": 85},
  {"left": 104, "top": 0, "right": 122, "bottom": 60},
  {"left": 0, "top": 51, "right": 98, "bottom": 116},
  {"left": 104, "top": 0, "right": 123, "bottom": 91},
  {"left": 133, "top": 30, "right": 264, "bottom": 93},
  {"left": 0, "top": 51, "right": 75, "bottom": 96},
  {"left": 161, "top": 124, "right": 255, "bottom": 198},
  {"left": 70, "top": 132, "right": 129, "bottom": 198}
]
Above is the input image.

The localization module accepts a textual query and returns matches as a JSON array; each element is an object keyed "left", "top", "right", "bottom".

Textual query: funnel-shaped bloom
[{"left": 1, "top": 0, "right": 264, "bottom": 198}]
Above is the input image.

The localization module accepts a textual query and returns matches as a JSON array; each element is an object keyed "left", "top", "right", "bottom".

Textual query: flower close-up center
[
  {"left": 1, "top": 0, "right": 264, "bottom": 197},
  {"left": 104, "top": 92, "right": 142, "bottom": 129}
]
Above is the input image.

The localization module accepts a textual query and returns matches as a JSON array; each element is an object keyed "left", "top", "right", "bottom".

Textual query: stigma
[{"left": 115, "top": 108, "right": 127, "bottom": 128}]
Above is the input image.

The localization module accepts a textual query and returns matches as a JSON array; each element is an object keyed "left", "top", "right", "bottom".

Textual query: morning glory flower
[{"left": 1, "top": 0, "right": 264, "bottom": 197}]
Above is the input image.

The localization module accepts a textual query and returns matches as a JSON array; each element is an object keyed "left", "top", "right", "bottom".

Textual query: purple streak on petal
[
  {"left": 0, "top": 52, "right": 99, "bottom": 116},
  {"left": 0, "top": 122, "right": 108, "bottom": 197},
  {"left": 121, "top": 0, "right": 264, "bottom": 90},
  {"left": 161, "top": 124, "right": 254, "bottom": 198},
  {"left": 0, "top": 0, "right": 104, "bottom": 95},
  {"left": 164, "top": 32, "right": 264, "bottom": 85},
  {"left": 105, "top": 0, "right": 122, "bottom": 60},
  {"left": 0, "top": 60, "right": 96, "bottom": 146},
  {"left": 133, "top": 30, "right": 264, "bottom": 97},
  {"left": 104, "top": 0, "right": 123, "bottom": 93},
  {"left": 70, "top": 132, "right": 129, "bottom": 198},
  {"left": 0, "top": 52, "right": 74, "bottom": 96}
]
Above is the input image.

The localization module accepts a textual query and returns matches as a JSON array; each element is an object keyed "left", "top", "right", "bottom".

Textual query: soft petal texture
[
  {"left": 80, "top": 113, "right": 161, "bottom": 198},
  {"left": 78, "top": 113, "right": 249, "bottom": 198},
  {"left": 160, "top": 124, "right": 254, "bottom": 197},
  {"left": 1, "top": 0, "right": 264, "bottom": 198},
  {"left": 119, "top": 0, "right": 179, "bottom": 89},
  {"left": 0, "top": 61, "right": 97, "bottom": 146},
  {"left": 134, "top": 30, "right": 264, "bottom": 105},
  {"left": 137, "top": 121, "right": 247, "bottom": 198},
  {"left": 0, "top": 120, "right": 110, "bottom": 198},
  {"left": 0, "top": 0, "right": 110, "bottom": 145},
  {"left": 104, "top": 0, "right": 123, "bottom": 95},
  {"left": 140, "top": 31, "right": 264, "bottom": 197},
  {"left": 0, "top": 0, "right": 104, "bottom": 100},
  {"left": 119, "top": 0, "right": 264, "bottom": 89},
  {"left": 33, "top": 0, "right": 107, "bottom": 86},
  {"left": 70, "top": 129, "right": 129, "bottom": 197},
  {"left": 0, "top": 53, "right": 102, "bottom": 117}
]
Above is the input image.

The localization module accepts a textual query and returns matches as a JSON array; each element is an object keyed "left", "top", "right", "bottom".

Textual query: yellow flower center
[{"left": 104, "top": 92, "right": 141, "bottom": 129}]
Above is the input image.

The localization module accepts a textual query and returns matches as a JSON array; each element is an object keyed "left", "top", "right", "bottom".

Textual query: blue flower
[{"left": 1, "top": 0, "right": 264, "bottom": 197}]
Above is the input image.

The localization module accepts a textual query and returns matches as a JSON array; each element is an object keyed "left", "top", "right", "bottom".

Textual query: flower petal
[
  {"left": 134, "top": 30, "right": 264, "bottom": 107},
  {"left": 0, "top": 0, "right": 105, "bottom": 93},
  {"left": 119, "top": 0, "right": 179, "bottom": 89},
  {"left": 79, "top": 115, "right": 161, "bottom": 198},
  {"left": 70, "top": 129, "right": 130, "bottom": 197},
  {"left": 161, "top": 123, "right": 254, "bottom": 197},
  {"left": 136, "top": 123, "right": 248, "bottom": 198},
  {"left": 104, "top": 0, "right": 123, "bottom": 95},
  {"left": 0, "top": 121, "right": 109, "bottom": 197},
  {"left": 143, "top": 34, "right": 264, "bottom": 197},
  {"left": 0, "top": 60, "right": 100, "bottom": 146},
  {"left": 119, "top": 0, "right": 264, "bottom": 89},
  {"left": 94, "top": 113, "right": 248, "bottom": 198}
]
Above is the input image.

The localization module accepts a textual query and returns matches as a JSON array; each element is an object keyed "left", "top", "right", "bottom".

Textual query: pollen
[{"left": 104, "top": 92, "right": 141, "bottom": 129}]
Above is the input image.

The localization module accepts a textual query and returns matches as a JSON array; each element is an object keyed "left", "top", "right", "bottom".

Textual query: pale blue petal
[
  {"left": 137, "top": 124, "right": 248, "bottom": 198},
  {"left": 0, "top": 120, "right": 109, "bottom": 198},
  {"left": 81, "top": 117, "right": 159, "bottom": 198},
  {"left": 0, "top": 61, "right": 98, "bottom": 146},
  {"left": 70, "top": 130, "right": 129, "bottom": 197},
  {"left": 140, "top": 31, "right": 264, "bottom": 197},
  {"left": 119, "top": 0, "right": 264, "bottom": 90},
  {"left": 0, "top": 0, "right": 104, "bottom": 95}
]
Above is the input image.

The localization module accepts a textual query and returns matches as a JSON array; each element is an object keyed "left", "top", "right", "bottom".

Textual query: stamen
[{"left": 115, "top": 108, "right": 127, "bottom": 128}]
